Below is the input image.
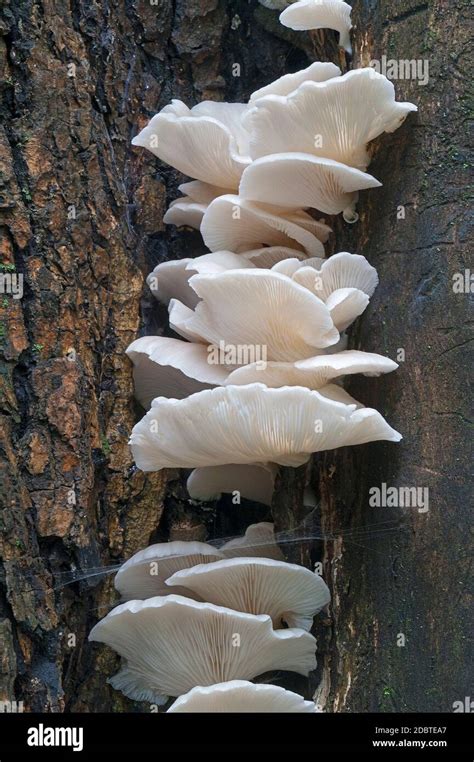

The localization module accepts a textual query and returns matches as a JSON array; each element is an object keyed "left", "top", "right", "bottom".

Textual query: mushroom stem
[{"left": 343, "top": 200, "right": 359, "bottom": 224}]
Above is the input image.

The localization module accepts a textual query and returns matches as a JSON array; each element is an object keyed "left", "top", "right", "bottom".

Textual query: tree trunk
[
  {"left": 0, "top": 0, "right": 469, "bottom": 714},
  {"left": 316, "top": 0, "right": 472, "bottom": 712}
]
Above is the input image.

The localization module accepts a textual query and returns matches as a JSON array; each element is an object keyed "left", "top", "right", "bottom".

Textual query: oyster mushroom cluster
[
  {"left": 90, "top": 524, "right": 329, "bottom": 711},
  {"left": 89, "top": 13, "right": 416, "bottom": 712}
]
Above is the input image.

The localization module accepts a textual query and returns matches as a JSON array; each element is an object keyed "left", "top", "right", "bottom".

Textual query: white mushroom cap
[
  {"left": 188, "top": 250, "right": 256, "bottom": 275},
  {"left": 201, "top": 194, "right": 327, "bottom": 256},
  {"left": 147, "top": 251, "right": 256, "bottom": 309},
  {"left": 163, "top": 199, "right": 207, "bottom": 230},
  {"left": 245, "top": 68, "right": 417, "bottom": 170},
  {"left": 280, "top": 0, "right": 353, "bottom": 53},
  {"left": 326, "top": 287, "right": 369, "bottom": 331},
  {"left": 220, "top": 522, "right": 285, "bottom": 561},
  {"left": 250, "top": 61, "right": 341, "bottom": 102},
  {"left": 168, "top": 269, "right": 340, "bottom": 360},
  {"left": 132, "top": 100, "right": 251, "bottom": 188},
  {"left": 239, "top": 152, "right": 381, "bottom": 218},
  {"left": 129, "top": 383, "right": 402, "bottom": 472},
  {"left": 286, "top": 252, "right": 379, "bottom": 300},
  {"left": 225, "top": 350, "right": 398, "bottom": 389},
  {"left": 278, "top": 252, "right": 378, "bottom": 328},
  {"left": 167, "top": 557, "right": 331, "bottom": 630},
  {"left": 146, "top": 258, "right": 198, "bottom": 308},
  {"left": 167, "top": 680, "right": 320, "bottom": 712},
  {"left": 242, "top": 246, "right": 309, "bottom": 268},
  {"left": 126, "top": 336, "right": 229, "bottom": 408},
  {"left": 89, "top": 595, "right": 317, "bottom": 704},
  {"left": 163, "top": 181, "right": 233, "bottom": 230},
  {"left": 187, "top": 463, "right": 278, "bottom": 506},
  {"left": 114, "top": 541, "right": 224, "bottom": 601}
]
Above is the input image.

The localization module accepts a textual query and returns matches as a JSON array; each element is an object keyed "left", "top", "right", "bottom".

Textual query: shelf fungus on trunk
[
  {"left": 89, "top": 595, "right": 317, "bottom": 705},
  {"left": 166, "top": 557, "right": 331, "bottom": 630},
  {"left": 129, "top": 384, "right": 401, "bottom": 472},
  {"left": 112, "top": 18, "right": 416, "bottom": 711}
]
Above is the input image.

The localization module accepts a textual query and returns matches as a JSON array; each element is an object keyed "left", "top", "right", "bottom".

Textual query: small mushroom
[
  {"left": 167, "top": 680, "right": 321, "bottom": 712},
  {"left": 166, "top": 557, "right": 331, "bottom": 630},
  {"left": 114, "top": 541, "right": 223, "bottom": 601},
  {"left": 245, "top": 68, "right": 417, "bottom": 170},
  {"left": 187, "top": 463, "right": 278, "bottom": 506},
  {"left": 220, "top": 522, "right": 285, "bottom": 561},
  {"left": 126, "top": 336, "right": 229, "bottom": 408},
  {"left": 129, "top": 383, "right": 402, "bottom": 472},
  {"left": 168, "top": 269, "right": 340, "bottom": 360},
  {"left": 279, "top": 0, "right": 353, "bottom": 54},
  {"left": 250, "top": 61, "right": 340, "bottom": 102},
  {"left": 89, "top": 595, "right": 317, "bottom": 704},
  {"left": 224, "top": 349, "right": 398, "bottom": 389},
  {"left": 239, "top": 152, "right": 381, "bottom": 219},
  {"left": 132, "top": 100, "right": 251, "bottom": 189},
  {"left": 273, "top": 252, "right": 379, "bottom": 327},
  {"left": 163, "top": 181, "right": 232, "bottom": 230},
  {"left": 281, "top": 251, "right": 379, "bottom": 300},
  {"left": 201, "top": 194, "right": 329, "bottom": 256}
]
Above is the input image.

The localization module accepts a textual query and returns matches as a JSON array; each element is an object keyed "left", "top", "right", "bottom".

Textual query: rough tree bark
[
  {"left": 0, "top": 0, "right": 470, "bottom": 714},
  {"left": 315, "top": 0, "right": 472, "bottom": 712}
]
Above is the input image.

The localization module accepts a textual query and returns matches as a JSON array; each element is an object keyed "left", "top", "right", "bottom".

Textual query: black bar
[{"left": 0, "top": 712, "right": 471, "bottom": 757}]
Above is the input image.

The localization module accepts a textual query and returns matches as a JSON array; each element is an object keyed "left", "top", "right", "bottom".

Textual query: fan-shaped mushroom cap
[
  {"left": 280, "top": 0, "right": 353, "bottom": 53},
  {"left": 187, "top": 463, "right": 278, "bottom": 506},
  {"left": 225, "top": 350, "right": 398, "bottom": 389},
  {"left": 167, "top": 557, "right": 330, "bottom": 630},
  {"left": 244, "top": 68, "right": 417, "bottom": 170},
  {"left": 114, "top": 541, "right": 223, "bottom": 601},
  {"left": 284, "top": 252, "right": 379, "bottom": 300},
  {"left": 167, "top": 680, "right": 320, "bottom": 712},
  {"left": 129, "top": 383, "right": 402, "bottom": 472},
  {"left": 201, "top": 195, "right": 328, "bottom": 256},
  {"left": 89, "top": 595, "right": 317, "bottom": 704},
  {"left": 146, "top": 259, "right": 198, "bottom": 309},
  {"left": 250, "top": 61, "right": 341, "bottom": 102},
  {"left": 220, "top": 522, "right": 285, "bottom": 561},
  {"left": 276, "top": 252, "right": 378, "bottom": 328},
  {"left": 239, "top": 153, "right": 381, "bottom": 218},
  {"left": 126, "top": 336, "right": 229, "bottom": 408},
  {"left": 168, "top": 269, "right": 340, "bottom": 360},
  {"left": 132, "top": 100, "right": 251, "bottom": 188}
]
